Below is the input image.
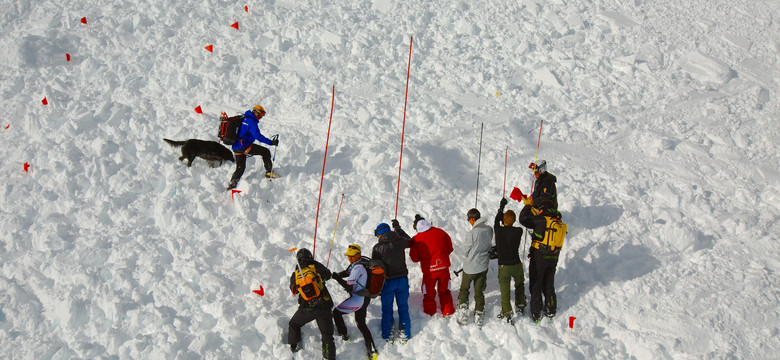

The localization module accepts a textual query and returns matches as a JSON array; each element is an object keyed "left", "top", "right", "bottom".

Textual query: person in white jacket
[{"left": 456, "top": 208, "right": 494, "bottom": 326}]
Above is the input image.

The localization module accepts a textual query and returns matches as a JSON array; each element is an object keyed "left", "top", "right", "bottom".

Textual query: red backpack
[{"left": 354, "top": 258, "right": 386, "bottom": 298}]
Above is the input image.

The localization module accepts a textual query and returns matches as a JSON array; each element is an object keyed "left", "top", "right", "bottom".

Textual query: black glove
[
  {"left": 489, "top": 246, "right": 498, "bottom": 260},
  {"left": 500, "top": 198, "right": 508, "bottom": 207},
  {"left": 271, "top": 138, "right": 279, "bottom": 146},
  {"left": 331, "top": 272, "right": 342, "bottom": 280},
  {"left": 392, "top": 219, "right": 401, "bottom": 230}
]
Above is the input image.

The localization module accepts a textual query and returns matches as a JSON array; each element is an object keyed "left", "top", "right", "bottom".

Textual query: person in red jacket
[{"left": 408, "top": 214, "right": 456, "bottom": 316}]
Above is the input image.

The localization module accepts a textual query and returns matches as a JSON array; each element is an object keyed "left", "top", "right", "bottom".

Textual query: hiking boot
[
  {"left": 290, "top": 343, "right": 302, "bottom": 353},
  {"left": 339, "top": 333, "right": 349, "bottom": 342},
  {"left": 474, "top": 310, "right": 485, "bottom": 327},
  {"left": 456, "top": 305, "right": 469, "bottom": 325},
  {"left": 532, "top": 313, "right": 542, "bottom": 323},
  {"left": 398, "top": 330, "right": 408, "bottom": 344},
  {"left": 515, "top": 304, "right": 526, "bottom": 316},
  {"left": 368, "top": 351, "right": 379, "bottom": 360},
  {"left": 265, "top": 170, "right": 280, "bottom": 178}
]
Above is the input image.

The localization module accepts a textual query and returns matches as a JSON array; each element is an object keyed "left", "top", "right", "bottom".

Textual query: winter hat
[
  {"left": 416, "top": 219, "right": 432, "bottom": 233},
  {"left": 375, "top": 223, "right": 391, "bottom": 237},
  {"left": 413, "top": 214, "right": 425, "bottom": 230},
  {"left": 345, "top": 244, "right": 361, "bottom": 256},
  {"left": 534, "top": 160, "right": 547, "bottom": 174}
]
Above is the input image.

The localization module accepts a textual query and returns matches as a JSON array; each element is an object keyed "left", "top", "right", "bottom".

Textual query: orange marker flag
[
  {"left": 41, "top": 97, "right": 48, "bottom": 105},
  {"left": 66, "top": 53, "right": 71, "bottom": 62},
  {"left": 194, "top": 105, "right": 203, "bottom": 114},
  {"left": 231, "top": 22, "right": 239, "bottom": 30},
  {"left": 24, "top": 163, "right": 30, "bottom": 172},
  {"left": 80, "top": 17, "right": 87, "bottom": 25},
  {"left": 204, "top": 44, "right": 213, "bottom": 52}
]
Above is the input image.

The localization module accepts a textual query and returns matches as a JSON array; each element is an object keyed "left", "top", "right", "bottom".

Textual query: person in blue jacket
[{"left": 227, "top": 105, "right": 279, "bottom": 190}]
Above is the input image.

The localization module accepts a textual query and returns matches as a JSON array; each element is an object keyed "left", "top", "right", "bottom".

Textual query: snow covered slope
[{"left": 1, "top": 0, "right": 778, "bottom": 359}]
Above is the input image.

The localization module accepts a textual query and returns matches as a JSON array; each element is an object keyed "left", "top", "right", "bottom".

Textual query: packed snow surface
[{"left": 1, "top": 0, "right": 779, "bottom": 359}]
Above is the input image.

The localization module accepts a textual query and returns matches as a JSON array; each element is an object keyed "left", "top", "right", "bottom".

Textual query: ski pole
[
  {"left": 475, "top": 123, "right": 484, "bottom": 209},
  {"left": 326, "top": 194, "right": 345, "bottom": 267}
]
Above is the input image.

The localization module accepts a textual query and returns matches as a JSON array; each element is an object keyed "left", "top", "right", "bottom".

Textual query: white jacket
[{"left": 461, "top": 218, "right": 494, "bottom": 274}]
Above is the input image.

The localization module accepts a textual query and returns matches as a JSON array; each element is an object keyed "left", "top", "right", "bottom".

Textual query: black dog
[{"left": 163, "top": 138, "right": 235, "bottom": 167}]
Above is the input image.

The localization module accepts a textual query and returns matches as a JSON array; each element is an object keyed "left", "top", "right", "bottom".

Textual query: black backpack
[{"left": 218, "top": 112, "right": 243, "bottom": 145}]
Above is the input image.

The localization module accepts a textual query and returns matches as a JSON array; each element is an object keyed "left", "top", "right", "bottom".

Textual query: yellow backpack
[
  {"left": 532, "top": 216, "right": 567, "bottom": 256},
  {"left": 294, "top": 264, "right": 324, "bottom": 301}
]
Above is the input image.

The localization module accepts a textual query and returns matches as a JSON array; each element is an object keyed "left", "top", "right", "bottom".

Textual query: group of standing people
[{"left": 286, "top": 161, "right": 562, "bottom": 359}]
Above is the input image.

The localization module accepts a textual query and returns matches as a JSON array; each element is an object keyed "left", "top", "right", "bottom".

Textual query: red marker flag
[
  {"left": 231, "top": 189, "right": 241, "bottom": 199},
  {"left": 244, "top": 5, "right": 248, "bottom": 12},
  {"left": 24, "top": 163, "right": 30, "bottom": 172},
  {"left": 510, "top": 187, "right": 524, "bottom": 202},
  {"left": 41, "top": 97, "right": 48, "bottom": 105},
  {"left": 569, "top": 316, "right": 576, "bottom": 329},
  {"left": 194, "top": 105, "right": 203, "bottom": 114},
  {"left": 80, "top": 17, "right": 87, "bottom": 24},
  {"left": 66, "top": 53, "right": 71, "bottom": 62},
  {"left": 4, "top": 124, "right": 9, "bottom": 130},
  {"left": 252, "top": 286, "right": 264, "bottom": 296},
  {"left": 231, "top": 22, "right": 239, "bottom": 30},
  {"left": 204, "top": 44, "right": 213, "bottom": 52}
]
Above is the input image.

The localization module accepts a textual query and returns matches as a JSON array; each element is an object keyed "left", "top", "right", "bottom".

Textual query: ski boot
[
  {"left": 474, "top": 310, "right": 485, "bottom": 328},
  {"left": 265, "top": 170, "right": 280, "bottom": 178}
]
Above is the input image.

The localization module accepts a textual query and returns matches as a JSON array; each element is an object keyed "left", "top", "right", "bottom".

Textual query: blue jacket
[{"left": 232, "top": 110, "right": 273, "bottom": 151}]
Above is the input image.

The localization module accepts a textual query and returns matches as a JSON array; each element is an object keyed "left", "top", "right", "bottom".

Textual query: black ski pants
[
  {"left": 333, "top": 297, "right": 377, "bottom": 354},
  {"left": 288, "top": 306, "right": 335, "bottom": 360},
  {"left": 528, "top": 249, "right": 558, "bottom": 318},
  {"left": 230, "top": 144, "right": 272, "bottom": 183}
]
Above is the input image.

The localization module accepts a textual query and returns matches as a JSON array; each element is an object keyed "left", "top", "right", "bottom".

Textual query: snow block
[{"left": 680, "top": 51, "right": 735, "bottom": 84}]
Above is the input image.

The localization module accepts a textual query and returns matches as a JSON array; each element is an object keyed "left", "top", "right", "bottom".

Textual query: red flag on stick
[
  {"left": 231, "top": 189, "right": 241, "bottom": 199},
  {"left": 80, "top": 17, "right": 87, "bottom": 24},
  {"left": 4, "top": 124, "right": 9, "bottom": 130},
  {"left": 252, "top": 286, "right": 264, "bottom": 296},
  {"left": 244, "top": 5, "right": 249, "bottom": 12},
  {"left": 66, "top": 53, "right": 71, "bottom": 62},
  {"left": 510, "top": 187, "right": 524, "bottom": 202},
  {"left": 204, "top": 44, "right": 213, "bottom": 52},
  {"left": 41, "top": 97, "right": 48, "bottom": 105},
  {"left": 194, "top": 105, "right": 203, "bottom": 114},
  {"left": 569, "top": 316, "right": 576, "bottom": 331},
  {"left": 231, "top": 22, "right": 239, "bottom": 30},
  {"left": 24, "top": 163, "right": 30, "bottom": 172}
]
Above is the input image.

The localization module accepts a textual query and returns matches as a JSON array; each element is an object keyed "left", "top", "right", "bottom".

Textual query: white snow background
[{"left": 1, "top": 0, "right": 779, "bottom": 359}]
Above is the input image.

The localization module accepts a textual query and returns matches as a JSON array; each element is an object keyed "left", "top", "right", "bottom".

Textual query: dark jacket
[
  {"left": 532, "top": 172, "right": 558, "bottom": 209},
  {"left": 233, "top": 110, "right": 273, "bottom": 151},
  {"left": 289, "top": 258, "right": 334, "bottom": 309},
  {"left": 494, "top": 205, "right": 523, "bottom": 266},
  {"left": 371, "top": 229, "right": 411, "bottom": 279},
  {"left": 518, "top": 204, "right": 562, "bottom": 261}
]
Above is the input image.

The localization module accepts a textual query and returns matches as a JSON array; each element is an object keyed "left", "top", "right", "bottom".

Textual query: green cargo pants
[
  {"left": 457, "top": 270, "right": 488, "bottom": 312},
  {"left": 498, "top": 263, "right": 527, "bottom": 316}
]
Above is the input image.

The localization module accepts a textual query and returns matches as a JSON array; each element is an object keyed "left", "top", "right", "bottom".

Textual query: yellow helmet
[{"left": 252, "top": 105, "right": 266, "bottom": 117}]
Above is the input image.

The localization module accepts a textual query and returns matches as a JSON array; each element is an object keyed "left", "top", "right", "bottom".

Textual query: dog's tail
[{"left": 163, "top": 138, "right": 186, "bottom": 147}]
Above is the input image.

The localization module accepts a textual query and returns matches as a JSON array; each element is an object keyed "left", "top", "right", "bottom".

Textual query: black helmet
[{"left": 296, "top": 248, "right": 313, "bottom": 263}]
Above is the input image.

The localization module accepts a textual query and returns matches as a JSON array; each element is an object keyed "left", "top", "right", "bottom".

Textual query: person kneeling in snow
[
  {"left": 331, "top": 244, "right": 379, "bottom": 359},
  {"left": 408, "top": 214, "right": 456, "bottom": 316},
  {"left": 288, "top": 248, "right": 336, "bottom": 360}
]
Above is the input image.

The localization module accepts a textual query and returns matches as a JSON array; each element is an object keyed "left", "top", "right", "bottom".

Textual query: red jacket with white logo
[{"left": 410, "top": 225, "right": 453, "bottom": 274}]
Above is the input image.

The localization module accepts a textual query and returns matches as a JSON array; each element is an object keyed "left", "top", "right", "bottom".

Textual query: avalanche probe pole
[
  {"left": 326, "top": 194, "right": 345, "bottom": 267},
  {"left": 475, "top": 123, "right": 484, "bottom": 209},
  {"left": 313, "top": 85, "right": 335, "bottom": 258},
  {"left": 503, "top": 146, "right": 508, "bottom": 198},
  {"left": 395, "top": 35, "right": 413, "bottom": 219}
]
